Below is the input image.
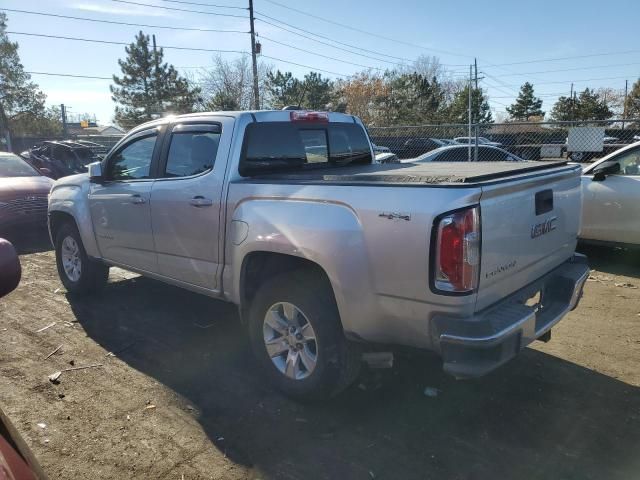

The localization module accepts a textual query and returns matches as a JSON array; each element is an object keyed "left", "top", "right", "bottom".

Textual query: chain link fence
[{"left": 369, "top": 119, "right": 640, "bottom": 162}]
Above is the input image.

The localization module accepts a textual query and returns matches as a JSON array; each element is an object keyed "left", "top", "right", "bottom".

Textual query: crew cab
[{"left": 48, "top": 110, "right": 589, "bottom": 400}]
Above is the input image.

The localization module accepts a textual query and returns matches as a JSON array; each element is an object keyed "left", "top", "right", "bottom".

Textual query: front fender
[
  {"left": 227, "top": 198, "right": 375, "bottom": 336},
  {"left": 49, "top": 180, "right": 100, "bottom": 258}
]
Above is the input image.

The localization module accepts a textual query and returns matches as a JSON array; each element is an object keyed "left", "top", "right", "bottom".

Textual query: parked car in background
[
  {"left": 453, "top": 136, "right": 502, "bottom": 147},
  {"left": 0, "top": 238, "right": 47, "bottom": 479},
  {"left": 21, "top": 140, "right": 101, "bottom": 179},
  {"left": 400, "top": 137, "right": 450, "bottom": 158},
  {"left": 408, "top": 144, "right": 524, "bottom": 162},
  {"left": 580, "top": 141, "right": 640, "bottom": 247},
  {"left": 0, "top": 153, "right": 53, "bottom": 234},
  {"left": 49, "top": 109, "right": 588, "bottom": 400}
]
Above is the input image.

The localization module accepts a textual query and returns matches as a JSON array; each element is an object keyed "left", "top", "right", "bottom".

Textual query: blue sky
[{"left": 2, "top": 0, "right": 639, "bottom": 124}]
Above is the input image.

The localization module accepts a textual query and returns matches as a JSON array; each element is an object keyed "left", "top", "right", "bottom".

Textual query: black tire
[
  {"left": 248, "top": 270, "right": 362, "bottom": 401},
  {"left": 55, "top": 222, "right": 109, "bottom": 295}
]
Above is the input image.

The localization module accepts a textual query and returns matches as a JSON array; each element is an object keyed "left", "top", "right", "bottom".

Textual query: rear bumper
[{"left": 434, "top": 254, "right": 589, "bottom": 378}]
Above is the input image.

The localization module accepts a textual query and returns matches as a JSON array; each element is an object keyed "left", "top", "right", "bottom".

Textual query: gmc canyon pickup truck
[{"left": 48, "top": 110, "right": 589, "bottom": 400}]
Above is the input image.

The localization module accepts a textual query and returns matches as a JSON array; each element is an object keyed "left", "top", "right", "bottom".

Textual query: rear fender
[{"left": 227, "top": 198, "right": 374, "bottom": 335}]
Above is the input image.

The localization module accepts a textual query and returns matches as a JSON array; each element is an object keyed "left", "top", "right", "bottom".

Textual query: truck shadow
[
  {"left": 578, "top": 243, "right": 640, "bottom": 279},
  {"left": 68, "top": 276, "right": 640, "bottom": 480},
  {"left": 1, "top": 228, "right": 52, "bottom": 255}
]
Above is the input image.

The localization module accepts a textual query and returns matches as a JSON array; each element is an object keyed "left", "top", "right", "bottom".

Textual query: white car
[
  {"left": 453, "top": 136, "right": 502, "bottom": 147},
  {"left": 580, "top": 141, "right": 640, "bottom": 247}
]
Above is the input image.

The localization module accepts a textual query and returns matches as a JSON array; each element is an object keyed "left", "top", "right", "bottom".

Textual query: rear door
[
  {"left": 581, "top": 146, "right": 640, "bottom": 245},
  {"left": 475, "top": 165, "right": 582, "bottom": 310},
  {"left": 149, "top": 117, "right": 232, "bottom": 291},
  {"left": 89, "top": 128, "right": 161, "bottom": 272}
]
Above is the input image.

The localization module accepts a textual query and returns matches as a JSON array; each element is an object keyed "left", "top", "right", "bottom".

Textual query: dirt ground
[{"left": 1, "top": 232, "right": 639, "bottom": 480}]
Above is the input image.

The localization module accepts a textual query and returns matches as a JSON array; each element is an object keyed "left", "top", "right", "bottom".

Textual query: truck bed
[{"left": 245, "top": 161, "right": 573, "bottom": 186}]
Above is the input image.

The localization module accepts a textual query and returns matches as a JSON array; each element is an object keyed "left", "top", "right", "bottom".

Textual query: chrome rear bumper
[{"left": 434, "top": 254, "right": 589, "bottom": 378}]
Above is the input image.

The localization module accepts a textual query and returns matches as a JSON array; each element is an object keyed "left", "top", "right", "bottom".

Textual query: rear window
[{"left": 240, "top": 122, "right": 372, "bottom": 176}]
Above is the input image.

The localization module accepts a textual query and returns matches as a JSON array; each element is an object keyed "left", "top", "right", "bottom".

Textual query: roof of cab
[{"left": 128, "top": 110, "right": 358, "bottom": 135}]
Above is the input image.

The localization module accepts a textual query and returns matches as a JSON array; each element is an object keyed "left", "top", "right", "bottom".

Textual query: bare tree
[{"left": 197, "top": 55, "right": 272, "bottom": 111}]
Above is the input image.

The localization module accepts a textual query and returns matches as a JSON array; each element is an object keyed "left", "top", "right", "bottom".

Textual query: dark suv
[{"left": 21, "top": 140, "right": 101, "bottom": 179}]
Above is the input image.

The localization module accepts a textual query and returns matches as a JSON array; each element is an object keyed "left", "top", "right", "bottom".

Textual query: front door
[
  {"left": 582, "top": 146, "right": 640, "bottom": 244},
  {"left": 89, "top": 129, "right": 161, "bottom": 272},
  {"left": 150, "top": 120, "right": 228, "bottom": 290}
]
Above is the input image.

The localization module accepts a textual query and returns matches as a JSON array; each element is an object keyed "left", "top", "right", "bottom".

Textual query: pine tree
[
  {"left": 300, "top": 72, "right": 334, "bottom": 110},
  {"left": 0, "top": 13, "right": 56, "bottom": 148},
  {"left": 624, "top": 78, "right": 640, "bottom": 119},
  {"left": 576, "top": 88, "right": 612, "bottom": 120},
  {"left": 506, "top": 82, "right": 544, "bottom": 120},
  {"left": 445, "top": 85, "right": 493, "bottom": 124},
  {"left": 111, "top": 31, "right": 200, "bottom": 129},
  {"left": 550, "top": 88, "right": 612, "bottom": 121},
  {"left": 265, "top": 70, "right": 302, "bottom": 109}
]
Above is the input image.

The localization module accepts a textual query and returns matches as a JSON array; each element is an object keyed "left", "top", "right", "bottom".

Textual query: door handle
[
  {"left": 189, "top": 196, "right": 213, "bottom": 207},
  {"left": 130, "top": 194, "right": 146, "bottom": 205}
]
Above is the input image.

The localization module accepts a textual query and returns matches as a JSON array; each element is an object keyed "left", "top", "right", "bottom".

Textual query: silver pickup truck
[{"left": 48, "top": 110, "right": 589, "bottom": 400}]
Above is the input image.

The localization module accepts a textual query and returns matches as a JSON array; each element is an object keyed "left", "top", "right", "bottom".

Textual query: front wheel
[
  {"left": 55, "top": 222, "right": 109, "bottom": 294},
  {"left": 248, "top": 270, "right": 362, "bottom": 401}
]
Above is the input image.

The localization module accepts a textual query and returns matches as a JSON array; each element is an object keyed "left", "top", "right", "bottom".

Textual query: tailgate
[{"left": 475, "top": 164, "right": 582, "bottom": 311}]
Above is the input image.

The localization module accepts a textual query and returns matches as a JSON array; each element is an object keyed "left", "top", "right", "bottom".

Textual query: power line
[
  {"left": 491, "top": 75, "right": 632, "bottom": 89},
  {"left": 0, "top": 7, "right": 249, "bottom": 33},
  {"left": 258, "top": 35, "right": 387, "bottom": 71},
  {"left": 255, "top": 17, "right": 407, "bottom": 68},
  {"left": 159, "top": 0, "right": 247, "bottom": 9},
  {"left": 254, "top": 13, "right": 414, "bottom": 64},
  {"left": 479, "top": 61, "right": 640, "bottom": 78},
  {"left": 260, "top": 0, "right": 472, "bottom": 59},
  {"left": 488, "top": 49, "right": 640, "bottom": 67},
  {"left": 26, "top": 71, "right": 112, "bottom": 80},
  {"left": 260, "top": 55, "right": 348, "bottom": 77},
  {"left": 110, "top": 0, "right": 248, "bottom": 18},
  {"left": 6, "top": 31, "right": 248, "bottom": 54}
]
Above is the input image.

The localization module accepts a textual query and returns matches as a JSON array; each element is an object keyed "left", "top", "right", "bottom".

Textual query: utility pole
[
  {"left": 622, "top": 79, "right": 628, "bottom": 130},
  {"left": 152, "top": 34, "right": 161, "bottom": 117},
  {"left": 468, "top": 65, "right": 472, "bottom": 162},
  {"left": 249, "top": 0, "right": 260, "bottom": 110},
  {"left": 474, "top": 58, "right": 479, "bottom": 161},
  {"left": 61, "top": 104, "right": 68, "bottom": 137},
  {"left": 569, "top": 83, "right": 574, "bottom": 123}
]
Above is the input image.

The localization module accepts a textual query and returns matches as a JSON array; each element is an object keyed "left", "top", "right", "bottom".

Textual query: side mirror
[
  {"left": 88, "top": 161, "right": 104, "bottom": 183},
  {"left": 0, "top": 239, "right": 21, "bottom": 299},
  {"left": 592, "top": 161, "right": 620, "bottom": 181}
]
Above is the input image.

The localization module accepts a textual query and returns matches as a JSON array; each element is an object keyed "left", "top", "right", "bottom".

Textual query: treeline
[{"left": 2, "top": 13, "right": 640, "bottom": 142}]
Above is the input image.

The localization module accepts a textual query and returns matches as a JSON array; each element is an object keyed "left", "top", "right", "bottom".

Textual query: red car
[
  {"left": 0, "top": 153, "right": 53, "bottom": 234},
  {"left": 0, "top": 238, "right": 46, "bottom": 479}
]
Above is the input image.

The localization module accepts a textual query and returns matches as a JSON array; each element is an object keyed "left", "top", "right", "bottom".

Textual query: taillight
[
  {"left": 434, "top": 206, "right": 480, "bottom": 293},
  {"left": 289, "top": 110, "right": 329, "bottom": 123}
]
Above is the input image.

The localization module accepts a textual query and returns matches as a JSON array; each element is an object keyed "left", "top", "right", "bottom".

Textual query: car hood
[
  {"left": 0, "top": 176, "right": 53, "bottom": 201},
  {"left": 53, "top": 172, "right": 89, "bottom": 188}
]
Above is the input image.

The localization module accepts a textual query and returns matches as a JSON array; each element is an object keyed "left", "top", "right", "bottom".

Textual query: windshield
[
  {"left": 0, "top": 154, "right": 40, "bottom": 177},
  {"left": 73, "top": 147, "right": 99, "bottom": 164}
]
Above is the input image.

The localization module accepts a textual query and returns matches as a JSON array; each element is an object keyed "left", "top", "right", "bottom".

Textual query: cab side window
[
  {"left": 165, "top": 128, "right": 220, "bottom": 178},
  {"left": 107, "top": 134, "right": 157, "bottom": 180}
]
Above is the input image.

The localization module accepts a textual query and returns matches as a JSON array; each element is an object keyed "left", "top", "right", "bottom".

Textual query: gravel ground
[{"left": 1, "top": 234, "right": 639, "bottom": 480}]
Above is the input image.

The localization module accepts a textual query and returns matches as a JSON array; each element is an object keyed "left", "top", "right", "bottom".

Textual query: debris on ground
[
  {"left": 615, "top": 282, "right": 637, "bottom": 289},
  {"left": 145, "top": 404, "right": 156, "bottom": 410},
  {"left": 36, "top": 322, "right": 56, "bottom": 333},
  {"left": 37, "top": 423, "right": 46, "bottom": 429},
  {"left": 48, "top": 364, "right": 104, "bottom": 383},
  {"left": 43, "top": 344, "right": 63, "bottom": 360},
  {"left": 423, "top": 387, "right": 440, "bottom": 398}
]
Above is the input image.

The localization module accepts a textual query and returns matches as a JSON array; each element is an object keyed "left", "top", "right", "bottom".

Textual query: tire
[
  {"left": 569, "top": 152, "right": 584, "bottom": 162},
  {"left": 248, "top": 270, "right": 362, "bottom": 401},
  {"left": 55, "top": 222, "right": 109, "bottom": 295}
]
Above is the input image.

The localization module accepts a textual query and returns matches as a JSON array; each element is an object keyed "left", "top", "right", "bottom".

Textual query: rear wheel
[
  {"left": 248, "top": 270, "right": 362, "bottom": 401},
  {"left": 55, "top": 222, "right": 109, "bottom": 294}
]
